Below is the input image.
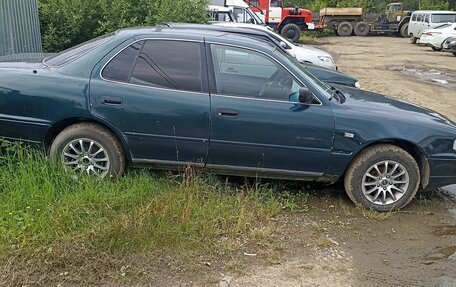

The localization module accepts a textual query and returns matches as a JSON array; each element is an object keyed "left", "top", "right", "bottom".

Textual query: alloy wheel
[{"left": 61, "top": 138, "right": 110, "bottom": 177}]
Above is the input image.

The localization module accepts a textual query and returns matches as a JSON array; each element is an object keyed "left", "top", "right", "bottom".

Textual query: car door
[
  {"left": 90, "top": 39, "right": 210, "bottom": 166},
  {"left": 206, "top": 44, "right": 335, "bottom": 176},
  {"left": 268, "top": 0, "right": 282, "bottom": 24}
]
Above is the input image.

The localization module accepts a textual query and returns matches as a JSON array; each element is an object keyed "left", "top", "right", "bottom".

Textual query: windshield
[
  {"left": 431, "top": 14, "right": 456, "bottom": 23},
  {"left": 248, "top": 7, "right": 263, "bottom": 24},
  {"left": 275, "top": 48, "right": 332, "bottom": 99},
  {"left": 44, "top": 33, "right": 115, "bottom": 66}
]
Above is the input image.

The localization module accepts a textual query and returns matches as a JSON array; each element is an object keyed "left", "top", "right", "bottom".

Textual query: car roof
[
  {"left": 412, "top": 10, "right": 456, "bottom": 14},
  {"left": 159, "top": 23, "right": 271, "bottom": 36},
  {"left": 114, "top": 26, "right": 277, "bottom": 51}
]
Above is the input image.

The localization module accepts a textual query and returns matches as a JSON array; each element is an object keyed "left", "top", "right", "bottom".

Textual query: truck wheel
[
  {"left": 344, "top": 144, "right": 420, "bottom": 212},
  {"left": 400, "top": 23, "right": 409, "bottom": 38},
  {"left": 354, "top": 22, "right": 369, "bottom": 36},
  {"left": 410, "top": 35, "right": 417, "bottom": 44},
  {"left": 281, "top": 23, "right": 301, "bottom": 43},
  {"left": 337, "top": 22, "right": 353, "bottom": 37}
]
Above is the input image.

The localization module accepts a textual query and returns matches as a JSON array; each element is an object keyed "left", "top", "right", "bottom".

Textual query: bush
[{"left": 38, "top": 0, "right": 209, "bottom": 52}]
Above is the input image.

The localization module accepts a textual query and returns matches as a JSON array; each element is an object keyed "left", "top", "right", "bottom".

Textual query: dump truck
[{"left": 317, "top": 2, "right": 412, "bottom": 37}]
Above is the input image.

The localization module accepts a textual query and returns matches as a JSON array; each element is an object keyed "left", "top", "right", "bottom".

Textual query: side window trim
[
  {"left": 100, "top": 38, "right": 207, "bottom": 94},
  {"left": 126, "top": 41, "right": 145, "bottom": 83}
]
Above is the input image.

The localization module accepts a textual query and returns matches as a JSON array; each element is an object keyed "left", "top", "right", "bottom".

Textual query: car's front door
[
  {"left": 90, "top": 39, "right": 210, "bottom": 166},
  {"left": 206, "top": 44, "right": 335, "bottom": 177}
]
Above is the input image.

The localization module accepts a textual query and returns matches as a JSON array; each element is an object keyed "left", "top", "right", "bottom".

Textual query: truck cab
[{"left": 225, "top": 0, "right": 265, "bottom": 24}]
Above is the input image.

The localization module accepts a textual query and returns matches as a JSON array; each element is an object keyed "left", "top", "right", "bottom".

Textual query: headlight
[
  {"left": 355, "top": 81, "right": 361, "bottom": 89},
  {"left": 317, "top": 56, "right": 334, "bottom": 64}
]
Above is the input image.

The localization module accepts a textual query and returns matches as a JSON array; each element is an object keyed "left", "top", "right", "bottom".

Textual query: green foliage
[
  {"left": 0, "top": 140, "right": 284, "bottom": 254},
  {"left": 38, "top": 0, "right": 209, "bottom": 52}
]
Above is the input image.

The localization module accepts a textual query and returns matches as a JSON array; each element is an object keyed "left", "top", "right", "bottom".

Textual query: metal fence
[{"left": 0, "top": 0, "right": 42, "bottom": 56}]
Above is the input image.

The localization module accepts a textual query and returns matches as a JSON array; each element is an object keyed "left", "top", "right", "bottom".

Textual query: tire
[
  {"left": 410, "top": 35, "right": 417, "bottom": 44},
  {"left": 431, "top": 46, "right": 442, "bottom": 51},
  {"left": 344, "top": 144, "right": 420, "bottom": 212},
  {"left": 337, "top": 21, "right": 353, "bottom": 37},
  {"left": 49, "top": 123, "right": 126, "bottom": 178},
  {"left": 453, "top": 52, "right": 456, "bottom": 57},
  {"left": 354, "top": 22, "right": 369, "bottom": 36},
  {"left": 400, "top": 23, "right": 409, "bottom": 38},
  {"left": 280, "top": 23, "right": 301, "bottom": 43}
]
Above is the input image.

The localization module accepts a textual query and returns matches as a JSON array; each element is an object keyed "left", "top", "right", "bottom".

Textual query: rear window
[
  {"left": 431, "top": 14, "right": 456, "bottom": 23},
  {"left": 44, "top": 33, "right": 115, "bottom": 66}
]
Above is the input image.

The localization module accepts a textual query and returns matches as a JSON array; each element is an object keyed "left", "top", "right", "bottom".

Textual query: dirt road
[{"left": 321, "top": 36, "right": 456, "bottom": 121}]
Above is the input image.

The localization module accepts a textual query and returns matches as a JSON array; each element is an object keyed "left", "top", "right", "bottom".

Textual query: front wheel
[
  {"left": 280, "top": 23, "right": 301, "bottom": 43},
  {"left": 344, "top": 144, "right": 420, "bottom": 212},
  {"left": 410, "top": 35, "right": 417, "bottom": 44},
  {"left": 49, "top": 123, "right": 126, "bottom": 178},
  {"left": 431, "top": 47, "right": 442, "bottom": 51},
  {"left": 400, "top": 23, "right": 409, "bottom": 38}
]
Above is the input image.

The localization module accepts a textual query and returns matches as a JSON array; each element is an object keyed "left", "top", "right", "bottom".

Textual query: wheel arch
[
  {"left": 346, "top": 139, "right": 430, "bottom": 189},
  {"left": 43, "top": 117, "right": 132, "bottom": 162}
]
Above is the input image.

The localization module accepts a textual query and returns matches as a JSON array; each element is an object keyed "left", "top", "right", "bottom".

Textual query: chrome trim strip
[
  {"left": 211, "top": 93, "right": 321, "bottom": 106},
  {"left": 125, "top": 132, "right": 208, "bottom": 143},
  {"left": 0, "top": 116, "right": 51, "bottom": 127},
  {"left": 211, "top": 139, "right": 331, "bottom": 152}
]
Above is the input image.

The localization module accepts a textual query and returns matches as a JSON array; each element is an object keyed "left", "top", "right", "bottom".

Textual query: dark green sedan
[{"left": 1, "top": 27, "right": 456, "bottom": 212}]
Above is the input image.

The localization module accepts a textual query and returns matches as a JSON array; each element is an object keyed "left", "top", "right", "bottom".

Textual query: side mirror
[
  {"left": 299, "top": 87, "right": 314, "bottom": 104},
  {"left": 249, "top": 18, "right": 255, "bottom": 24},
  {"left": 279, "top": 41, "right": 288, "bottom": 49}
]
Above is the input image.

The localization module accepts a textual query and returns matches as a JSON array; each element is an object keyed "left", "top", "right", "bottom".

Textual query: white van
[{"left": 408, "top": 10, "right": 456, "bottom": 43}]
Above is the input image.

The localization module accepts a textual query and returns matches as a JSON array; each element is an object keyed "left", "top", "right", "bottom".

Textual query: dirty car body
[{"left": 1, "top": 27, "right": 456, "bottom": 211}]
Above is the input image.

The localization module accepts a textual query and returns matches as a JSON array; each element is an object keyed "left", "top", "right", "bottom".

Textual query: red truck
[{"left": 243, "top": 0, "right": 314, "bottom": 42}]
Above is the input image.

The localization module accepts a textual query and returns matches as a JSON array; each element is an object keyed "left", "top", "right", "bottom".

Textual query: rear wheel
[
  {"left": 400, "top": 23, "right": 409, "bottom": 38},
  {"left": 344, "top": 144, "right": 420, "bottom": 212},
  {"left": 280, "top": 23, "right": 301, "bottom": 43},
  {"left": 354, "top": 22, "right": 369, "bottom": 36},
  {"left": 49, "top": 123, "right": 126, "bottom": 178},
  {"left": 337, "top": 21, "right": 353, "bottom": 37},
  {"left": 410, "top": 35, "right": 417, "bottom": 44}
]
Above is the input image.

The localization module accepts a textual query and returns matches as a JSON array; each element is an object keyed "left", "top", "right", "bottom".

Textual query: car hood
[{"left": 333, "top": 84, "right": 456, "bottom": 127}]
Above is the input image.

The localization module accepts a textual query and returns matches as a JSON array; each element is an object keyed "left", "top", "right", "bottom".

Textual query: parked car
[
  {"left": 408, "top": 10, "right": 456, "bottom": 44},
  {"left": 1, "top": 27, "right": 456, "bottom": 212},
  {"left": 419, "top": 23, "right": 456, "bottom": 50},
  {"left": 159, "top": 22, "right": 358, "bottom": 87},
  {"left": 442, "top": 36, "right": 456, "bottom": 56},
  {"left": 213, "top": 22, "right": 337, "bottom": 70}
]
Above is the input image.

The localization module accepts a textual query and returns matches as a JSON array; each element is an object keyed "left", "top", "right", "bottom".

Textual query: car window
[
  {"left": 435, "top": 23, "right": 451, "bottom": 29},
  {"left": 102, "top": 41, "right": 143, "bottom": 82},
  {"left": 412, "top": 14, "right": 416, "bottom": 21},
  {"left": 211, "top": 45, "right": 300, "bottom": 102},
  {"left": 424, "top": 15, "right": 430, "bottom": 23},
  {"left": 44, "top": 33, "right": 115, "bottom": 66},
  {"left": 432, "top": 14, "right": 456, "bottom": 23},
  {"left": 233, "top": 7, "right": 252, "bottom": 23},
  {"left": 129, "top": 40, "right": 203, "bottom": 92}
]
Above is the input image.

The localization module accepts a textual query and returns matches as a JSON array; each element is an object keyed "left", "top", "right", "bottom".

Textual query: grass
[{"left": 0, "top": 140, "right": 297, "bottom": 284}]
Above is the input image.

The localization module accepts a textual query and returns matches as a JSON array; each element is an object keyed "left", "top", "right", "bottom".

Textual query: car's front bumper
[{"left": 426, "top": 157, "right": 456, "bottom": 190}]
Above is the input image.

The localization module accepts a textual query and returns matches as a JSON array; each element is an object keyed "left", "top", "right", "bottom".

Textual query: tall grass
[{"left": 0, "top": 140, "right": 283, "bottom": 255}]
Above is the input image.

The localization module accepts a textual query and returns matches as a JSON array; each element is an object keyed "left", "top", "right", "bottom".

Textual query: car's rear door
[
  {"left": 205, "top": 43, "right": 335, "bottom": 177},
  {"left": 90, "top": 38, "right": 211, "bottom": 166}
]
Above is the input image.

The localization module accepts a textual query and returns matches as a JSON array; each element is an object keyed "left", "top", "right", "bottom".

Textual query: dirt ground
[{"left": 194, "top": 36, "right": 456, "bottom": 287}]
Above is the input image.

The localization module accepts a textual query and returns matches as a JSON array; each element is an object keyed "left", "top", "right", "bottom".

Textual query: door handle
[
  {"left": 101, "top": 96, "right": 123, "bottom": 106},
  {"left": 217, "top": 109, "right": 239, "bottom": 118}
]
